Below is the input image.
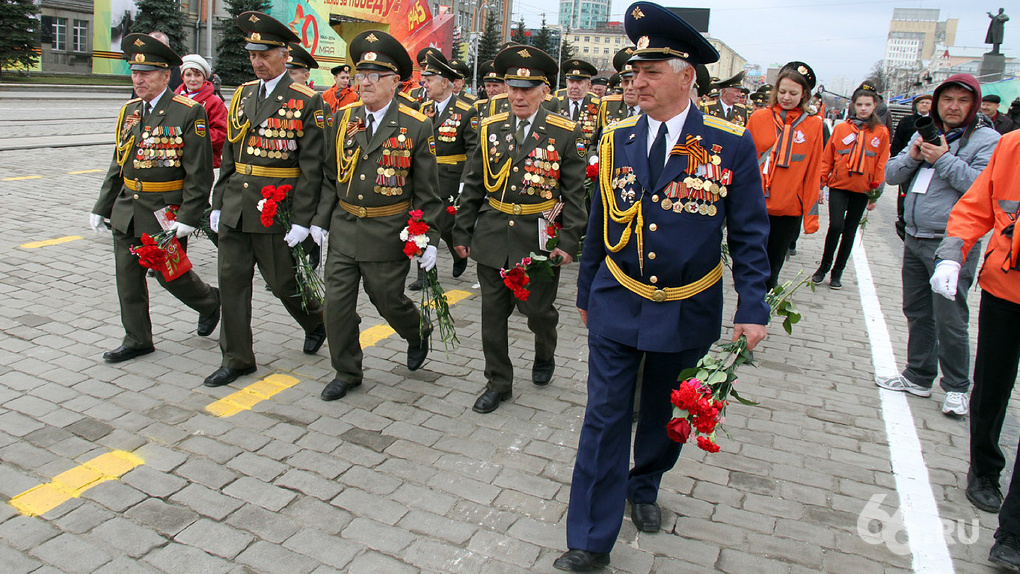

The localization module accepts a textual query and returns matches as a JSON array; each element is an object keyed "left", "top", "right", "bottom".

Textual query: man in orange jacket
[{"left": 322, "top": 64, "right": 357, "bottom": 113}]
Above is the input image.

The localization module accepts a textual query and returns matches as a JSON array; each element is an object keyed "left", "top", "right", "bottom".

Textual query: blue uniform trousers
[{"left": 566, "top": 330, "right": 708, "bottom": 553}]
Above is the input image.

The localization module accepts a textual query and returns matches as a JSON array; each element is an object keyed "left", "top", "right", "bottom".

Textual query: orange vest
[
  {"left": 946, "top": 130, "right": 1020, "bottom": 304},
  {"left": 746, "top": 106, "right": 825, "bottom": 232},
  {"left": 821, "top": 120, "right": 890, "bottom": 193},
  {"left": 323, "top": 85, "right": 358, "bottom": 113}
]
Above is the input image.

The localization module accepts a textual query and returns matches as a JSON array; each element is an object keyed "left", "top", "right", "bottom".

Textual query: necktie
[
  {"left": 648, "top": 122, "right": 668, "bottom": 189},
  {"left": 515, "top": 119, "right": 529, "bottom": 146},
  {"left": 627, "top": 106, "right": 635, "bottom": 118},
  {"left": 366, "top": 113, "right": 375, "bottom": 141},
  {"left": 572, "top": 102, "right": 580, "bottom": 121},
  {"left": 256, "top": 83, "right": 267, "bottom": 113},
  {"left": 142, "top": 102, "right": 151, "bottom": 121}
]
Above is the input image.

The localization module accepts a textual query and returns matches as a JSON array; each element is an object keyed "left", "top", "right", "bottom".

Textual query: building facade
[
  {"left": 39, "top": 0, "right": 96, "bottom": 74},
  {"left": 559, "top": 0, "right": 611, "bottom": 31},
  {"left": 884, "top": 8, "right": 957, "bottom": 77}
]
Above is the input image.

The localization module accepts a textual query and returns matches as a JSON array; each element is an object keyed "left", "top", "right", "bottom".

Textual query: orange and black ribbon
[
  {"left": 845, "top": 118, "right": 868, "bottom": 175},
  {"left": 670, "top": 135, "right": 711, "bottom": 174}
]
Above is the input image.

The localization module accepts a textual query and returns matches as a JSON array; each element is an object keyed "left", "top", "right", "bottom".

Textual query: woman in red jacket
[
  {"left": 813, "top": 84, "right": 890, "bottom": 289},
  {"left": 746, "top": 61, "right": 825, "bottom": 289},
  {"left": 176, "top": 54, "right": 227, "bottom": 168}
]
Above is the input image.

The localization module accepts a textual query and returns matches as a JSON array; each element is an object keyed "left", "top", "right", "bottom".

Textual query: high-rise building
[
  {"left": 559, "top": 0, "right": 611, "bottom": 31},
  {"left": 884, "top": 8, "right": 957, "bottom": 76}
]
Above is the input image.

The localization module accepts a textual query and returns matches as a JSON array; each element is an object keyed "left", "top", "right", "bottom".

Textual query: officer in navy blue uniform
[{"left": 554, "top": 3, "right": 771, "bottom": 571}]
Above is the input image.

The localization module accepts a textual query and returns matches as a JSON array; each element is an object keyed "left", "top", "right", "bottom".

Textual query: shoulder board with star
[
  {"left": 602, "top": 94, "right": 622, "bottom": 102},
  {"left": 544, "top": 94, "right": 557, "bottom": 102},
  {"left": 606, "top": 115, "right": 640, "bottom": 133},
  {"left": 590, "top": 96, "right": 601, "bottom": 105},
  {"left": 482, "top": 112, "right": 509, "bottom": 127},
  {"left": 123, "top": 97, "right": 142, "bottom": 111},
  {"left": 455, "top": 99, "right": 472, "bottom": 111},
  {"left": 422, "top": 100, "right": 434, "bottom": 108},
  {"left": 339, "top": 100, "right": 364, "bottom": 111},
  {"left": 399, "top": 104, "right": 427, "bottom": 122},
  {"left": 172, "top": 94, "right": 198, "bottom": 107},
  {"left": 555, "top": 88, "right": 566, "bottom": 98},
  {"left": 545, "top": 114, "right": 577, "bottom": 131},
  {"left": 242, "top": 79, "right": 259, "bottom": 86},
  {"left": 289, "top": 83, "right": 316, "bottom": 97},
  {"left": 491, "top": 93, "right": 508, "bottom": 101},
  {"left": 474, "top": 99, "right": 488, "bottom": 109},
  {"left": 703, "top": 114, "right": 746, "bottom": 136}
]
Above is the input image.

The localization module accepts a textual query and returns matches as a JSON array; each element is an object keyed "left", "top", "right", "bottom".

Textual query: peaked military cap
[
  {"left": 713, "top": 71, "right": 745, "bottom": 90},
  {"left": 740, "top": 86, "right": 750, "bottom": 95},
  {"left": 592, "top": 76, "right": 609, "bottom": 87},
  {"left": 122, "top": 33, "right": 182, "bottom": 71},
  {"left": 330, "top": 64, "right": 351, "bottom": 75},
  {"left": 694, "top": 64, "right": 712, "bottom": 97},
  {"left": 608, "top": 72, "right": 621, "bottom": 89},
  {"left": 349, "top": 30, "right": 413, "bottom": 81},
  {"left": 420, "top": 51, "right": 460, "bottom": 80},
  {"left": 562, "top": 59, "right": 598, "bottom": 80},
  {"left": 237, "top": 11, "right": 299, "bottom": 51},
  {"left": 286, "top": 43, "right": 318, "bottom": 70},
  {"left": 416, "top": 47, "right": 443, "bottom": 67},
  {"left": 780, "top": 61, "right": 816, "bottom": 90},
  {"left": 480, "top": 60, "right": 503, "bottom": 83},
  {"left": 495, "top": 45, "right": 557, "bottom": 88},
  {"left": 449, "top": 59, "right": 471, "bottom": 80},
  {"left": 625, "top": 1, "right": 719, "bottom": 65},
  {"left": 749, "top": 92, "right": 766, "bottom": 105},
  {"left": 613, "top": 47, "right": 636, "bottom": 78}
]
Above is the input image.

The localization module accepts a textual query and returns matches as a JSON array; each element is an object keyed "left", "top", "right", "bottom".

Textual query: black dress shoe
[
  {"left": 408, "top": 278, "right": 424, "bottom": 291},
  {"left": 303, "top": 324, "right": 327, "bottom": 355},
  {"left": 452, "top": 257, "right": 468, "bottom": 278},
  {"left": 321, "top": 378, "right": 362, "bottom": 401},
  {"left": 967, "top": 469, "right": 1003, "bottom": 513},
  {"left": 407, "top": 339, "right": 429, "bottom": 371},
  {"left": 197, "top": 287, "right": 220, "bottom": 337},
  {"left": 472, "top": 389, "right": 511, "bottom": 413},
  {"left": 990, "top": 530, "right": 1020, "bottom": 570},
  {"left": 631, "top": 502, "right": 661, "bottom": 532},
  {"left": 553, "top": 549, "right": 610, "bottom": 572},
  {"left": 203, "top": 366, "right": 256, "bottom": 387},
  {"left": 103, "top": 345, "right": 155, "bottom": 363},
  {"left": 533, "top": 357, "right": 555, "bottom": 386},
  {"left": 811, "top": 271, "right": 825, "bottom": 284}
]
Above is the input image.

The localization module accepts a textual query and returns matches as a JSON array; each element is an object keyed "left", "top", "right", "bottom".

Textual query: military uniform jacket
[
  {"left": 420, "top": 95, "right": 480, "bottom": 197},
  {"left": 486, "top": 93, "right": 561, "bottom": 118},
  {"left": 557, "top": 93, "right": 601, "bottom": 146},
  {"left": 704, "top": 101, "right": 749, "bottom": 127},
  {"left": 577, "top": 109, "right": 770, "bottom": 353},
  {"left": 313, "top": 99, "right": 442, "bottom": 262},
  {"left": 212, "top": 76, "right": 325, "bottom": 234},
  {"left": 96, "top": 91, "right": 213, "bottom": 237},
  {"left": 597, "top": 94, "right": 631, "bottom": 129},
  {"left": 454, "top": 107, "right": 588, "bottom": 269}
]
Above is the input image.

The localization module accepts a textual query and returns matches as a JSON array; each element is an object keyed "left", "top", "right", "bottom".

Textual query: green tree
[
  {"left": 511, "top": 18, "right": 527, "bottom": 45},
  {"left": 0, "top": 0, "right": 39, "bottom": 79},
  {"left": 533, "top": 16, "right": 553, "bottom": 55},
  {"left": 216, "top": 0, "right": 272, "bottom": 86},
  {"left": 132, "top": 0, "right": 189, "bottom": 55},
  {"left": 864, "top": 59, "right": 887, "bottom": 93},
  {"left": 559, "top": 32, "right": 575, "bottom": 61},
  {"left": 475, "top": 11, "right": 501, "bottom": 69}
]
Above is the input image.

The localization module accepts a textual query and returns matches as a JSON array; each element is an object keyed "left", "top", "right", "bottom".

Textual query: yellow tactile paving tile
[
  {"left": 1, "top": 175, "right": 44, "bottom": 181},
  {"left": 9, "top": 451, "right": 144, "bottom": 517},
  {"left": 66, "top": 169, "right": 104, "bottom": 175},
  {"left": 19, "top": 236, "right": 83, "bottom": 249},
  {"left": 205, "top": 289, "right": 475, "bottom": 417}
]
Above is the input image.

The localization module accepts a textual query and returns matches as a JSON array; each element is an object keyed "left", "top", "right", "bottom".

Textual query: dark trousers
[
  {"left": 325, "top": 250, "right": 423, "bottom": 385},
  {"left": 969, "top": 292, "right": 1020, "bottom": 535},
  {"left": 476, "top": 262, "right": 559, "bottom": 393},
  {"left": 817, "top": 188, "right": 869, "bottom": 278},
  {"left": 113, "top": 229, "right": 218, "bottom": 349},
  {"left": 566, "top": 331, "right": 707, "bottom": 553},
  {"left": 901, "top": 235, "right": 979, "bottom": 392},
  {"left": 415, "top": 206, "right": 462, "bottom": 283},
  {"left": 216, "top": 223, "right": 323, "bottom": 369},
  {"left": 765, "top": 214, "right": 802, "bottom": 290}
]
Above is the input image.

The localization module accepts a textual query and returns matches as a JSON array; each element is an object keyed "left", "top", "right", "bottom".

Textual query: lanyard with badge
[{"left": 909, "top": 127, "right": 969, "bottom": 195}]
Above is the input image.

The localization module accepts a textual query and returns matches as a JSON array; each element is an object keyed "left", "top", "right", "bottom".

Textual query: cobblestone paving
[{"left": 0, "top": 101, "right": 1017, "bottom": 573}]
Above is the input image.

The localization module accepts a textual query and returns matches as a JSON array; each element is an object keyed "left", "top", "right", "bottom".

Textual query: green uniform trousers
[
  {"left": 217, "top": 223, "right": 323, "bottom": 369},
  {"left": 325, "top": 250, "right": 425, "bottom": 385},
  {"left": 113, "top": 229, "right": 218, "bottom": 349},
  {"left": 477, "top": 262, "right": 559, "bottom": 393}
]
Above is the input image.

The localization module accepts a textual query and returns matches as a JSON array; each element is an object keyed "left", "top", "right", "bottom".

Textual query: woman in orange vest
[
  {"left": 813, "top": 84, "right": 890, "bottom": 289},
  {"left": 746, "top": 61, "right": 825, "bottom": 289}
]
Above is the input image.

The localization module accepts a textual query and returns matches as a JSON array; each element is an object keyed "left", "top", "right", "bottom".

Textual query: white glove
[
  {"left": 930, "top": 260, "right": 962, "bottom": 301},
  {"left": 209, "top": 210, "right": 221, "bottom": 233},
  {"left": 284, "top": 224, "right": 310, "bottom": 248},
  {"left": 89, "top": 213, "right": 106, "bottom": 233},
  {"left": 457, "top": 182, "right": 465, "bottom": 196},
  {"left": 169, "top": 222, "right": 196, "bottom": 238},
  {"left": 310, "top": 225, "right": 327, "bottom": 246},
  {"left": 418, "top": 245, "right": 438, "bottom": 271}
]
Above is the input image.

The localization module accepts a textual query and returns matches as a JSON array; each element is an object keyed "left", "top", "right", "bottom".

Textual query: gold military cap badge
[
  {"left": 133, "top": 38, "right": 145, "bottom": 47},
  {"left": 248, "top": 14, "right": 260, "bottom": 22},
  {"left": 363, "top": 52, "right": 378, "bottom": 61},
  {"left": 518, "top": 49, "right": 531, "bottom": 58},
  {"left": 134, "top": 53, "right": 145, "bottom": 62},
  {"left": 366, "top": 33, "right": 379, "bottom": 43},
  {"left": 798, "top": 65, "right": 808, "bottom": 76},
  {"left": 250, "top": 32, "right": 262, "bottom": 41},
  {"left": 632, "top": 7, "right": 645, "bottom": 19},
  {"left": 517, "top": 68, "right": 531, "bottom": 77},
  {"left": 636, "top": 36, "right": 650, "bottom": 50}
]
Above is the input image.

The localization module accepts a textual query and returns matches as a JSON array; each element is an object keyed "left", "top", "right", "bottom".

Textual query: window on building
[
  {"left": 73, "top": 20, "right": 88, "bottom": 53},
  {"left": 574, "top": 36, "right": 579, "bottom": 41},
  {"left": 52, "top": 17, "right": 67, "bottom": 51},
  {"left": 584, "top": 47, "right": 589, "bottom": 53},
  {"left": 584, "top": 36, "right": 590, "bottom": 42},
  {"left": 604, "top": 47, "right": 609, "bottom": 54},
  {"left": 615, "top": 37, "right": 621, "bottom": 44}
]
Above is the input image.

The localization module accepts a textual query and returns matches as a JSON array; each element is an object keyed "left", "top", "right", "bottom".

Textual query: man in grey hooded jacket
[{"left": 879, "top": 73, "right": 1001, "bottom": 416}]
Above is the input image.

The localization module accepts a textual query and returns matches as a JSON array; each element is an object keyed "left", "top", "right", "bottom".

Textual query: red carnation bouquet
[
  {"left": 258, "top": 184, "right": 324, "bottom": 312},
  {"left": 129, "top": 206, "right": 192, "bottom": 281},
  {"left": 445, "top": 194, "right": 458, "bottom": 216},
  {"left": 401, "top": 209, "right": 457, "bottom": 351},
  {"left": 668, "top": 275, "right": 812, "bottom": 452},
  {"left": 500, "top": 252, "right": 559, "bottom": 301}
]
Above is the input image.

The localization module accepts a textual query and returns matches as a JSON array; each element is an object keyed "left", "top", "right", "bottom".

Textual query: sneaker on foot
[
  {"left": 811, "top": 272, "right": 825, "bottom": 284},
  {"left": 876, "top": 375, "right": 933, "bottom": 397},
  {"left": 830, "top": 278, "right": 843, "bottom": 290},
  {"left": 942, "top": 392, "right": 969, "bottom": 416}
]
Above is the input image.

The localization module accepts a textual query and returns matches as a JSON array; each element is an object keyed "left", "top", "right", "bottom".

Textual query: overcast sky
[{"left": 514, "top": 0, "right": 1017, "bottom": 91}]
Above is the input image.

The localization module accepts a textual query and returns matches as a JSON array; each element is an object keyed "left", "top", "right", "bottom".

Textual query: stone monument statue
[{"left": 986, "top": 8, "right": 1009, "bottom": 55}]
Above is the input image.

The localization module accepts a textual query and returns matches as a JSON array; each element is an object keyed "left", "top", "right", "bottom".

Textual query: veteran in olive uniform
[
  {"left": 313, "top": 30, "right": 443, "bottom": 401},
  {"left": 703, "top": 70, "right": 749, "bottom": 126},
  {"left": 454, "top": 45, "right": 588, "bottom": 414},
  {"left": 449, "top": 59, "right": 478, "bottom": 103},
  {"left": 409, "top": 49, "right": 478, "bottom": 287},
  {"left": 473, "top": 60, "right": 505, "bottom": 118},
  {"left": 205, "top": 11, "right": 327, "bottom": 388},
  {"left": 556, "top": 59, "right": 601, "bottom": 147},
  {"left": 91, "top": 34, "right": 220, "bottom": 364},
  {"left": 597, "top": 47, "right": 640, "bottom": 131},
  {"left": 555, "top": 3, "right": 770, "bottom": 571}
]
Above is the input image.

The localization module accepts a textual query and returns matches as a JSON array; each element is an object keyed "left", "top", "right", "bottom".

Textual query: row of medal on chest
[
  {"left": 135, "top": 127, "right": 184, "bottom": 169},
  {"left": 614, "top": 174, "right": 729, "bottom": 216}
]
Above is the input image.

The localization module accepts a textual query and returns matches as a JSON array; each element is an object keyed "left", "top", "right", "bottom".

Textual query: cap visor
[
  {"left": 129, "top": 64, "right": 161, "bottom": 71},
  {"left": 506, "top": 79, "right": 544, "bottom": 88},
  {"left": 245, "top": 43, "right": 271, "bottom": 51}
]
